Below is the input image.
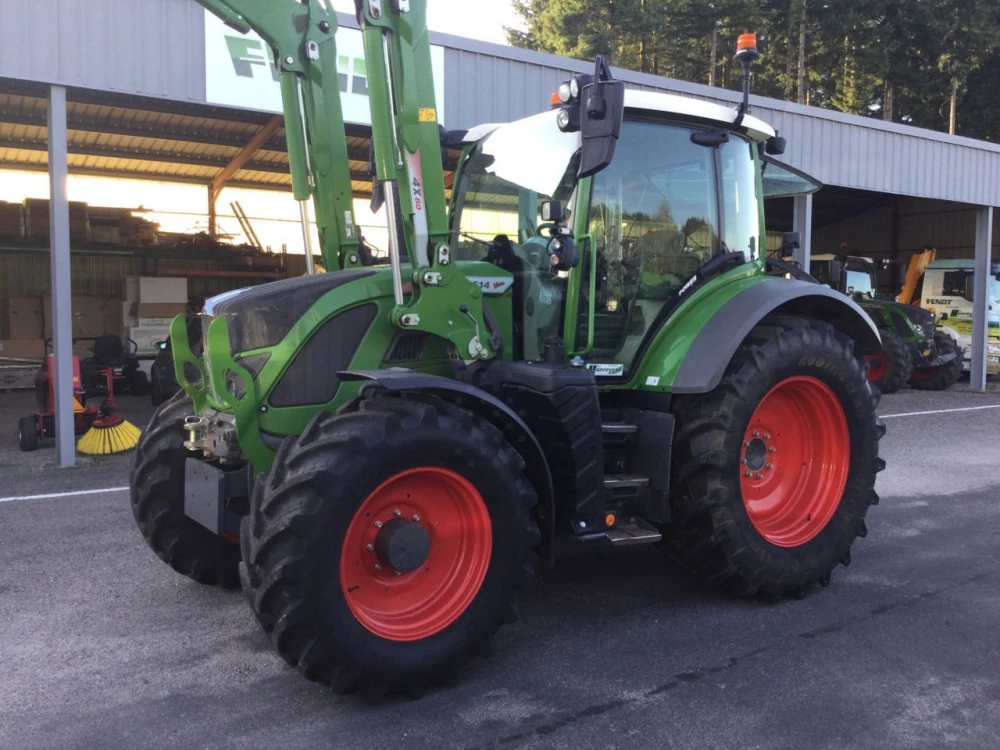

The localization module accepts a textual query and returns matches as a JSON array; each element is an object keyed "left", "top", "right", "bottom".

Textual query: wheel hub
[
  {"left": 374, "top": 518, "right": 431, "bottom": 573},
  {"left": 743, "top": 437, "right": 769, "bottom": 472}
]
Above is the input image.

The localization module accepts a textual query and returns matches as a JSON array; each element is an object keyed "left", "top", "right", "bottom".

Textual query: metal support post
[
  {"left": 47, "top": 85, "right": 75, "bottom": 466},
  {"left": 970, "top": 206, "right": 993, "bottom": 391},
  {"left": 792, "top": 193, "right": 813, "bottom": 273}
]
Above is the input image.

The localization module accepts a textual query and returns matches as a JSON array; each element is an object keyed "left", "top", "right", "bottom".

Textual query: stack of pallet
[
  {"left": 0, "top": 201, "right": 23, "bottom": 240},
  {"left": 22, "top": 198, "right": 89, "bottom": 243}
]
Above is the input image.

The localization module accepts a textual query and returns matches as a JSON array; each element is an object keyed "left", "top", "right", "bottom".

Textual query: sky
[{"left": 331, "top": 0, "right": 523, "bottom": 45}]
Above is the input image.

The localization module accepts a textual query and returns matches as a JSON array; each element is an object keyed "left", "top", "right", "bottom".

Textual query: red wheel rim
[
  {"left": 864, "top": 352, "right": 887, "bottom": 382},
  {"left": 340, "top": 467, "right": 492, "bottom": 641},
  {"left": 739, "top": 376, "right": 850, "bottom": 547}
]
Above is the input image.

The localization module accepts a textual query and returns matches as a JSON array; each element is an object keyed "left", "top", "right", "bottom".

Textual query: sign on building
[{"left": 204, "top": 12, "right": 446, "bottom": 125}]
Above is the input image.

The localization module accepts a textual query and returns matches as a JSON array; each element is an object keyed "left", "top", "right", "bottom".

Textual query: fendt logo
[{"left": 224, "top": 35, "right": 369, "bottom": 96}]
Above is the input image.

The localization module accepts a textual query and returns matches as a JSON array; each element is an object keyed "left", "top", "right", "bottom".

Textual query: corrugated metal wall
[
  {"left": 0, "top": 0, "right": 206, "bottom": 103},
  {"left": 812, "top": 199, "right": 1000, "bottom": 260},
  {"left": 2, "top": 2, "right": 999, "bottom": 208}
]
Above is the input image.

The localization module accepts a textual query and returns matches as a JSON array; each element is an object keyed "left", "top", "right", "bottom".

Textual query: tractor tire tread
[{"left": 239, "top": 395, "right": 538, "bottom": 695}]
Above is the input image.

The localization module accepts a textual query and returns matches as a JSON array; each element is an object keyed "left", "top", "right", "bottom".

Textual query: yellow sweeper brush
[{"left": 77, "top": 415, "right": 142, "bottom": 455}]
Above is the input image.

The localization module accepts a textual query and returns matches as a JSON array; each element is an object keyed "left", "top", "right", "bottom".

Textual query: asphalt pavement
[{"left": 1, "top": 385, "right": 999, "bottom": 750}]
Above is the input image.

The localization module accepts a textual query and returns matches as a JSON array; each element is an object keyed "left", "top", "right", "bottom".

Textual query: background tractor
[
  {"left": 809, "top": 252, "right": 962, "bottom": 392},
  {"left": 898, "top": 247, "right": 1000, "bottom": 376},
  {"left": 130, "top": 2, "right": 885, "bottom": 696}
]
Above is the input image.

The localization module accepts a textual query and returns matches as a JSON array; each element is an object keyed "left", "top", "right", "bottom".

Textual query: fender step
[
  {"left": 606, "top": 518, "right": 662, "bottom": 546},
  {"left": 603, "top": 474, "right": 649, "bottom": 489}
]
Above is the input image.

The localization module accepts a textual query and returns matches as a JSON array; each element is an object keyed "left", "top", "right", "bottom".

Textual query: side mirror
[
  {"left": 540, "top": 200, "right": 564, "bottom": 223},
  {"left": 154, "top": 340, "right": 168, "bottom": 351},
  {"left": 778, "top": 231, "right": 800, "bottom": 254},
  {"left": 830, "top": 260, "right": 844, "bottom": 292},
  {"left": 765, "top": 134, "right": 787, "bottom": 155},
  {"left": 578, "top": 57, "right": 625, "bottom": 178}
]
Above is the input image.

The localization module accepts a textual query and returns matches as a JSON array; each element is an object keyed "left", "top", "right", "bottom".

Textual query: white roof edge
[{"left": 623, "top": 90, "right": 775, "bottom": 142}]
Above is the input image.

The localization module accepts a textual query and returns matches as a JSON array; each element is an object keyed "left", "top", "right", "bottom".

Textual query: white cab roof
[
  {"left": 462, "top": 90, "right": 776, "bottom": 144},
  {"left": 623, "top": 90, "right": 775, "bottom": 142}
]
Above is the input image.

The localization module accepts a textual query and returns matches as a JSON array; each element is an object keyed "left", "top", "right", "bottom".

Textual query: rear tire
[
  {"left": 664, "top": 316, "right": 885, "bottom": 597},
  {"left": 130, "top": 391, "right": 241, "bottom": 587},
  {"left": 909, "top": 332, "right": 962, "bottom": 391},
  {"left": 18, "top": 416, "right": 39, "bottom": 452},
  {"left": 864, "top": 327, "right": 911, "bottom": 394},
  {"left": 239, "top": 396, "right": 538, "bottom": 696}
]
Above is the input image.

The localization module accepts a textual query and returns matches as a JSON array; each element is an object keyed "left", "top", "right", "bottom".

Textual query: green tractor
[
  {"left": 809, "top": 253, "right": 962, "bottom": 393},
  {"left": 130, "top": 3, "right": 885, "bottom": 695}
]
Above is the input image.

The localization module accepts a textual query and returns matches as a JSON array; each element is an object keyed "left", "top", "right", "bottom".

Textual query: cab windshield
[
  {"left": 450, "top": 110, "right": 581, "bottom": 361},
  {"left": 451, "top": 110, "right": 580, "bottom": 257}
]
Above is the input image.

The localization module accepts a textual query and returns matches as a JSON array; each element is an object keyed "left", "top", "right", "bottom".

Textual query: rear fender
[
  {"left": 339, "top": 369, "right": 557, "bottom": 562},
  {"left": 672, "top": 279, "right": 881, "bottom": 394}
]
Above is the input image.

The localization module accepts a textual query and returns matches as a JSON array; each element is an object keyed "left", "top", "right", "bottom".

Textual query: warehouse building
[{"left": 0, "top": 0, "right": 997, "bottom": 464}]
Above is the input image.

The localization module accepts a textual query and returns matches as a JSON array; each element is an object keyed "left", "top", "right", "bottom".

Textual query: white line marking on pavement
[
  {"left": 0, "top": 486, "right": 129, "bottom": 504},
  {"left": 881, "top": 404, "right": 1000, "bottom": 419}
]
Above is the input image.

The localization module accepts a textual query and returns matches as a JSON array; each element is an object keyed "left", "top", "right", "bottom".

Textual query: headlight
[
  {"left": 557, "top": 81, "right": 572, "bottom": 104},
  {"left": 569, "top": 76, "right": 581, "bottom": 99}
]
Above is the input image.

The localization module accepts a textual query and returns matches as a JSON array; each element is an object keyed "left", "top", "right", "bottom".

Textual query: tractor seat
[{"left": 92, "top": 334, "right": 129, "bottom": 366}]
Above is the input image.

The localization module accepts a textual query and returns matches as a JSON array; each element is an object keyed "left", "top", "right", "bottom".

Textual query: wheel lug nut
[
  {"left": 412, "top": 514, "right": 420, "bottom": 522},
  {"left": 375, "top": 563, "right": 383, "bottom": 571},
  {"left": 741, "top": 457, "right": 747, "bottom": 464},
  {"left": 374, "top": 520, "right": 383, "bottom": 528},
  {"left": 366, "top": 543, "right": 374, "bottom": 552},
  {"left": 745, "top": 470, "right": 752, "bottom": 478},
  {"left": 763, "top": 433, "right": 771, "bottom": 440},
  {"left": 756, "top": 473, "right": 764, "bottom": 480},
  {"left": 752, "top": 430, "right": 760, "bottom": 438},
  {"left": 393, "top": 508, "right": 402, "bottom": 516},
  {"left": 394, "top": 570, "right": 401, "bottom": 576},
  {"left": 766, "top": 463, "right": 773, "bottom": 470},
  {"left": 768, "top": 446, "right": 776, "bottom": 453},
  {"left": 744, "top": 441, "right": 751, "bottom": 448}
]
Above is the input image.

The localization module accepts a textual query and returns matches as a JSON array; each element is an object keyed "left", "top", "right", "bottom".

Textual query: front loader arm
[
  {"left": 197, "top": 0, "right": 493, "bottom": 363},
  {"left": 200, "top": 0, "right": 361, "bottom": 271}
]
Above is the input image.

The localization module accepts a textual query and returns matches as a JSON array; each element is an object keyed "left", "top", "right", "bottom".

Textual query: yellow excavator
[{"left": 897, "top": 246, "right": 937, "bottom": 306}]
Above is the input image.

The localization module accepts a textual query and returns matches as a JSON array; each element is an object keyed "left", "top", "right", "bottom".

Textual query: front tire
[
  {"left": 909, "top": 332, "right": 962, "bottom": 391},
  {"left": 864, "top": 327, "right": 911, "bottom": 394},
  {"left": 18, "top": 416, "right": 39, "bottom": 452},
  {"left": 130, "top": 391, "right": 241, "bottom": 587},
  {"left": 239, "top": 396, "right": 539, "bottom": 696},
  {"left": 664, "top": 316, "right": 885, "bottom": 597}
]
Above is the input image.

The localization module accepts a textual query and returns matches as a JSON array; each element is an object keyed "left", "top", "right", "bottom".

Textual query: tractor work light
[
  {"left": 557, "top": 81, "right": 573, "bottom": 104},
  {"left": 556, "top": 106, "right": 580, "bottom": 133}
]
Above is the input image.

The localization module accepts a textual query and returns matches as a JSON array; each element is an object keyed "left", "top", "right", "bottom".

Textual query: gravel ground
[{"left": 1, "top": 383, "right": 999, "bottom": 750}]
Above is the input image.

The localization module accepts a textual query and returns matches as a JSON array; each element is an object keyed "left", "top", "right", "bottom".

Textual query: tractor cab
[{"left": 450, "top": 89, "right": 777, "bottom": 372}]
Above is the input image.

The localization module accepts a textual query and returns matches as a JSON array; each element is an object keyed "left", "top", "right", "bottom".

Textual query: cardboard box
[
  {"left": 0, "top": 339, "right": 46, "bottom": 360},
  {"left": 122, "top": 301, "right": 138, "bottom": 328},
  {"left": 43, "top": 296, "right": 123, "bottom": 340},
  {"left": 2, "top": 298, "right": 44, "bottom": 340},
  {"left": 138, "top": 303, "right": 186, "bottom": 319},
  {"left": 125, "top": 276, "right": 140, "bottom": 305},
  {"left": 127, "top": 326, "right": 171, "bottom": 354},
  {"left": 139, "top": 277, "right": 187, "bottom": 304},
  {"left": 138, "top": 318, "right": 177, "bottom": 328}
]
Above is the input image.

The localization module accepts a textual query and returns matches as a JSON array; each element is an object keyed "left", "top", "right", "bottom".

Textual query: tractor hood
[{"left": 203, "top": 269, "right": 378, "bottom": 355}]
